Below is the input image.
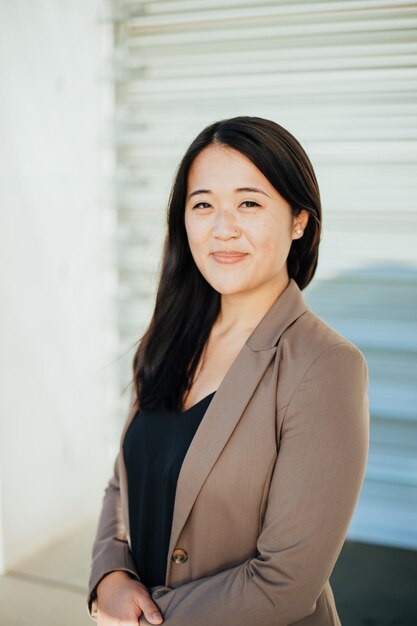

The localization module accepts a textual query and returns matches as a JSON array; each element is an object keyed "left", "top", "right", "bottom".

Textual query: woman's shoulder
[
  {"left": 277, "top": 307, "right": 368, "bottom": 401},
  {"left": 293, "top": 307, "right": 366, "bottom": 360}
]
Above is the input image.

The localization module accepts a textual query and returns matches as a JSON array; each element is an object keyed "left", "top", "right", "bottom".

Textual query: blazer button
[{"left": 171, "top": 548, "right": 188, "bottom": 564}]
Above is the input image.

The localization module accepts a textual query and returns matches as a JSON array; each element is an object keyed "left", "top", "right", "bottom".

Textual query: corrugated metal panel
[{"left": 107, "top": 0, "right": 417, "bottom": 549}]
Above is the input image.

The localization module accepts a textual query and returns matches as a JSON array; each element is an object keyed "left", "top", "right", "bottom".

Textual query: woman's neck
[{"left": 213, "top": 274, "right": 290, "bottom": 338}]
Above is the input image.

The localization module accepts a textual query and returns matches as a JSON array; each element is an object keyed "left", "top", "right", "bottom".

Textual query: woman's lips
[{"left": 211, "top": 253, "right": 248, "bottom": 264}]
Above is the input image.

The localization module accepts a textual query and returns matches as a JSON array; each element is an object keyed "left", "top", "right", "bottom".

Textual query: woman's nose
[{"left": 212, "top": 208, "right": 239, "bottom": 237}]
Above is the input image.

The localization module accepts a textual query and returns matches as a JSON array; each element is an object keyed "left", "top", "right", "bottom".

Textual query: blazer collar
[{"left": 246, "top": 277, "right": 309, "bottom": 351}]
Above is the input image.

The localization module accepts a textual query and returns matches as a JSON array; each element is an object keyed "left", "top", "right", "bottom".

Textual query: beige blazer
[{"left": 87, "top": 278, "right": 370, "bottom": 625}]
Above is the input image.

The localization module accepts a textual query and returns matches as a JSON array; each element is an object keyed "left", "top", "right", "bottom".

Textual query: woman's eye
[
  {"left": 241, "top": 201, "right": 260, "bottom": 208},
  {"left": 192, "top": 201, "right": 260, "bottom": 209}
]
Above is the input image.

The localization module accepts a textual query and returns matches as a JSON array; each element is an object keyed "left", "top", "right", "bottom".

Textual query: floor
[
  {"left": 331, "top": 540, "right": 417, "bottom": 626},
  {"left": 0, "top": 525, "right": 416, "bottom": 625},
  {"left": 0, "top": 522, "right": 96, "bottom": 626}
]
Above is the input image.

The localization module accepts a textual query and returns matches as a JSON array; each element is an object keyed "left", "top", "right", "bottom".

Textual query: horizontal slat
[
  {"left": 120, "top": 4, "right": 417, "bottom": 31},
  {"left": 112, "top": 0, "right": 417, "bottom": 21},
  {"left": 120, "top": 75, "right": 417, "bottom": 100},
  {"left": 111, "top": 0, "right": 417, "bottom": 17},
  {"left": 115, "top": 40, "right": 417, "bottom": 65},
  {"left": 122, "top": 17, "right": 417, "bottom": 44},
  {"left": 113, "top": 140, "right": 417, "bottom": 160},
  {"left": 366, "top": 462, "right": 417, "bottom": 488},
  {"left": 369, "top": 389, "right": 417, "bottom": 421},
  {"left": 122, "top": 30, "right": 417, "bottom": 55}
]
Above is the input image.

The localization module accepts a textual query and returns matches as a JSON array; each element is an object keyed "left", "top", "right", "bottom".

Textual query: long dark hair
[{"left": 131, "top": 116, "right": 322, "bottom": 412}]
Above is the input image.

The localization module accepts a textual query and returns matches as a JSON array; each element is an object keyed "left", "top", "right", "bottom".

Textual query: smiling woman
[
  {"left": 87, "top": 116, "right": 369, "bottom": 626},
  {"left": 133, "top": 116, "right": 321, "bottom": 415}
]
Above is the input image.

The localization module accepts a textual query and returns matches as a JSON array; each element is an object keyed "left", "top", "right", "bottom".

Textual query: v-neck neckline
[{"left": 180, "top": 389, "right": 217, "bottom": 415}]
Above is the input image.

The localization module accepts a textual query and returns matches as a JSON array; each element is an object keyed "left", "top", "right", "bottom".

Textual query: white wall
[{"left": 0, "top": 1, "right": 118, "bottom": 569}]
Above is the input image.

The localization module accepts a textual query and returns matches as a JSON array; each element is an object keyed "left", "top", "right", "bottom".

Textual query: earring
[{"left": 295, "top": 226, "right": 303, "bottom": 236}]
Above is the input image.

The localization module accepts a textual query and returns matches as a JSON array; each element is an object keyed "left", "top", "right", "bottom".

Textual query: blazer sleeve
[
  {"left": 87, "top": 385, "right": 141, "bottom": 620},
  {"left": 139, "top": 342, "right": 370, "bottom": 626}
]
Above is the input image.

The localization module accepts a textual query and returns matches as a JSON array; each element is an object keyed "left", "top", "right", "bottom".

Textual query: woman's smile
[{"left": 211, "top": 252, "right": 249, "bottom": 264}]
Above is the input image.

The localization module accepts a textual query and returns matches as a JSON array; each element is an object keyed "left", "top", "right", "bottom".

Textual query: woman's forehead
[{"left": 187, "top": 146, "right": 275, "bottom": 196}]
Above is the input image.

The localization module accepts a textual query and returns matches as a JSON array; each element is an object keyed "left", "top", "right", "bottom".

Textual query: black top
[{"left": 123, "top": 390, "right": 217, "bottom": 589}]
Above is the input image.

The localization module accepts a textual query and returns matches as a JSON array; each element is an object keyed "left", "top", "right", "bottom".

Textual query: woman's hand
[{"left": 96, "top": 570, "right": 164, "bottom": 625}]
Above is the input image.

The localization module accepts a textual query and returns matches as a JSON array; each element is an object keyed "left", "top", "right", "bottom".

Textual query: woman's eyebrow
[{"left": 187, "top": 187, "right": 271, "bottom": 201}]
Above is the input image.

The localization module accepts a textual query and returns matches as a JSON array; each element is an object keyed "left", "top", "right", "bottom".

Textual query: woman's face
[{"left": 184, "top": 143, "right": 308, "bottom": 296}]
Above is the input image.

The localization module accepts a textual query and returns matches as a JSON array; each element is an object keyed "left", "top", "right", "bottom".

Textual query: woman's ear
[{"left": 291, "top": 209, "right": 310, "bottom": 240}]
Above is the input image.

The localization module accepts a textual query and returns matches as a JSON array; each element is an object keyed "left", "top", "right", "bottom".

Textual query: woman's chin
[{"left": 207, "top": 279, "right": 256, "bottom": 296}]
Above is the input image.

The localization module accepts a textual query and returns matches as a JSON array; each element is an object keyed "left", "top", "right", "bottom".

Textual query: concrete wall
[{"left": 0, "top": 1, "right": 117, "bottom": 570}]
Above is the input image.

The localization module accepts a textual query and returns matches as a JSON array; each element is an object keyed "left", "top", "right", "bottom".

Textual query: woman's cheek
[{"left": 191, "top": 245, "right": 210, "bottom": 278}]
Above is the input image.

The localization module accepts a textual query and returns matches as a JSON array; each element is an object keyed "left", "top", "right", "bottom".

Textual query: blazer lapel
[{"left": 166, "top": 343, "right": 278, "bottom": 581}]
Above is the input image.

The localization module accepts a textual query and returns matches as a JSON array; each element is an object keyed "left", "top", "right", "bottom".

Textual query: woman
[{"left": 87, "top": 116, "right": 369, "bottom": 626}]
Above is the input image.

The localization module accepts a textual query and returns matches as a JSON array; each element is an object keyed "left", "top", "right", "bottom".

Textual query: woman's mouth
[{"left": 211, "top": 252, "right": 248, "bottom": 265}]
